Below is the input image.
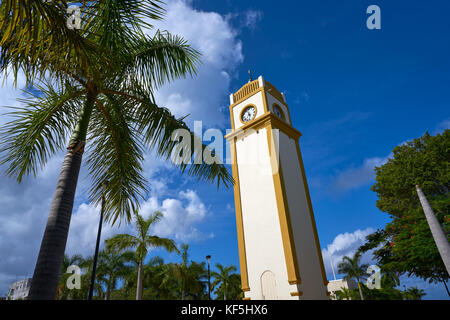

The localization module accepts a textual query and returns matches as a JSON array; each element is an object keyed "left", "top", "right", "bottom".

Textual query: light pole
[
  {"left": 206, "top": 255, "right": 211, "bottom": 300},
  {"left": 88, "top": 182, "right": 108, "bottom": 300}
]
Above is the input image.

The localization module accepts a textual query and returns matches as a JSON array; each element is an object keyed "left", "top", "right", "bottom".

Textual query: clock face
[
  {"left": 274, "top": 105, "right": 284, "bottom": 119},
  {"left": 241, "top": 106, "right": 256, "bottom": 122}
]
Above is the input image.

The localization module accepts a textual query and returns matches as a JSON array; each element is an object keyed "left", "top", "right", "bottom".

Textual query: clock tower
[{"left": 225, "top": 76, "right": 329, "bottom": 300}]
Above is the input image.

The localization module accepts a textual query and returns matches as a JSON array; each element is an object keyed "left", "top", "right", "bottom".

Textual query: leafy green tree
[
  {"left": 211, "top": 264, "right": 241, "bottom": 300},
  {"left": 105, "top": 211, "right": 178, "bottom": 300},
  {"left": 337, "top": 253, "right": 369, "bottom": 300},
  {"left": 0, "top": 1, "right": 232, "bottom": 299},
  {"left": 359, "top": 131, "right": 449, "bottom": 287}
]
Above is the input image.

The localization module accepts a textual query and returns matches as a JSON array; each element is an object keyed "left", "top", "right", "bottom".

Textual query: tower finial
[{"left": 248, "top": 70, "right": 253, "bottom": 82}]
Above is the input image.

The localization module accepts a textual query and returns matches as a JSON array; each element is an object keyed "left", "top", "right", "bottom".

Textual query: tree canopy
[{"left": 359, "top": 130, "right": 449, "bottom": 283}]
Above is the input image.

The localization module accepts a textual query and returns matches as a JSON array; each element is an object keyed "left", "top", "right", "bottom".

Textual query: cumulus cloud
[
  {"left": 322, "top": 228, "right": 375, "bottom": 280},
  {"left": 147, "top": 0, "right": 245, "bottom": 128},
  {"left": 65, "top": 188, "right": 210, "bottom": 260},
  {"left": 141, "top": 189, "right": 209, "bottom": 242}
]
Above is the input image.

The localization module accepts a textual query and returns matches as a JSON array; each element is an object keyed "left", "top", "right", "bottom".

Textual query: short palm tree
[
  {"left": 0, "top": 1, "right": 232, "bottom": 299},
  {"left": 337, "top": 253, "right": 369, "bottom": 300},
  {"left": 56, "top": 254, "right": 84, "bottom": 300},
  {"left": 96, "top": 250, "right": 134, "bottom": 300},
  {"left": 334, "top": 287, "right": 353, "bottom": 300},
  {"left": 403, "top": 286, "right": 426, "bottom": 300},
  {"left": 105, "top": 211, "right": 178, "bottom": 300},
  {"left": 163, "top": 243, "right": 207, "bottom": 300},
  {"left": 211, "top": 263, "right": 238, "bottom": 300}
]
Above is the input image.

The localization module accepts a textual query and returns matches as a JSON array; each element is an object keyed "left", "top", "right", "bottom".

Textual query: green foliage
[
  {"left": 211, "top": 263, "right": 242, "bottom": 300},
  {"left": 361, "top": 130, "right": 449, "bottom": 283},
  {"left": 160, "top": 244, "right": 209, "bottom": 300},
  {"left": 402, "top": 286, "right": 426, "bottom": 300}
]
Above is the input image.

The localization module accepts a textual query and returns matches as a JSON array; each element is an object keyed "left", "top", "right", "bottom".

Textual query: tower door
[{"left": 261, "top": 270, "right": 278, "bottom": 300}]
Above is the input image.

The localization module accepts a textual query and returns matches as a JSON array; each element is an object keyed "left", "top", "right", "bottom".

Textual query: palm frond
[
  {"left": 146, "top": 235, "right": 179, "bottom": 254},
  {"left": 0, "top": 0, "right": 108, "bottom": 85},
  {"left": 86, "top": 95, "right": 147, "bottom": 225},
  {"left": 127, "top": 30, "right": 201, "bottom": 90},
  {"left": 0, "top": 83, "right": 83, "bottom": 181},
  {"left": 100, "top": 87, "right": 233, "bottom": 188},
  {"left": 105, "top": 233, "right": 140, "bottom": 253}
]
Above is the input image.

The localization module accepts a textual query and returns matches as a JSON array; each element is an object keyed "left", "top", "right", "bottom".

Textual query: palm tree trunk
[
  {"left": 28, "top": 96, "right": 95, "bottom": 300},
  {"left": 357, "top": 280, "right": 364, "bottom": 300},
  {"left": 105, "top": 275, "right": 112, "bottom": 300},
  {"left": 416, "top": 185, "right": 450, "bottom": 276},
  {"left": 136, "top": 258, "right": 144, "bottom": 300}
]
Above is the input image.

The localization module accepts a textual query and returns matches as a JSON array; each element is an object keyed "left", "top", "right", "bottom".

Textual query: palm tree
[
  {"left": 163, "top": 243, "right": 208, "bottom": 300},
  {"left": 334, "top": 287, "right": 353, "bottom": 300},
  {"left": 106, "top": 211, "right": 178, "bottom": 300},
  {"left": 337, "top": 253, "right": 369, "bottom": 300},
  {"left": 0, "top": 1, "right": 232, "bottom": 299},
  {"left": 211, "top": 264, "right": 238, "bottom": 300},
  {"left": 403, "top": 286, "right": 426, "bottom": 300},
  {"left": 96, "top": 250, "right": 134, "bottom": 300},
  {"left": 56, "top": 254, "right": 84, "bottom": 300}
]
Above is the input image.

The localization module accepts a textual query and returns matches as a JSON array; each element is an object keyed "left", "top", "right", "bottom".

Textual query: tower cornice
[{"left": 225, "top": 112, "right": 302, "bottom": 141}]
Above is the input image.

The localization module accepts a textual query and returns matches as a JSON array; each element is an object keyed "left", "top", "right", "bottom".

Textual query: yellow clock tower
[{"left": 225, "top": 76, "right": 329, "bottom": 300}]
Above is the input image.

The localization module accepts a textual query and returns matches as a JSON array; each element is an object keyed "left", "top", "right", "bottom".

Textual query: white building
[
  {"left": 327, "top": 279, "right": 358, "bottom": 300},
  {"left": 7, "top": 278, "right": 32, "bottom": 300}
]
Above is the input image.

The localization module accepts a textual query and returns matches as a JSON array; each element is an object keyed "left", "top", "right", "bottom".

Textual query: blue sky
[{"left": 0, "top": 0, "right": 449, "bottom": 299}]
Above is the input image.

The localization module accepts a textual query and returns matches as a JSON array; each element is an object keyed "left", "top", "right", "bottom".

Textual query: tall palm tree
[
  {"left": 211, "top": 264, "right": 238, "bottom": 300},
  {"left": 105, "top": 211, "right": 178, "bottom": 300},
  {"left": 0, "top": 1, "right": 232, "bottom": 299},
  {"left": 337, "top": 253, "right": 369, "bottom": 300}
]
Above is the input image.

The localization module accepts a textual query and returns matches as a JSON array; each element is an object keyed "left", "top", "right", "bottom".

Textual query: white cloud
[
  {"left": 64, "top": 188, "right": 209, "bottom": 259},
  {"left": 143, "top": 189, "right": 208, "bottom": 242},
  {"left": 147, "top": 0, "right": 245, "bottom": 128},
  {"left": 322, "top": 228, "right": 375, "bottom": 280},
  {"left": 243, "top": 10, "right": 264, "bottom": 30}
]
